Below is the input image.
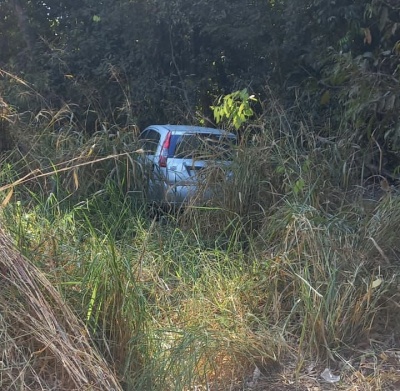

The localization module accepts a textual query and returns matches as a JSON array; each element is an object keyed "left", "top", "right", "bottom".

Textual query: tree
[{"left": 1, "top": 0, "right": 399, "bottom": 178}]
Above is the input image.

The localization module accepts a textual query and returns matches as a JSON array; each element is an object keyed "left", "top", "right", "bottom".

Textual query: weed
[{"left": 0, "top": 86, "right": 399, "bottom": 390}]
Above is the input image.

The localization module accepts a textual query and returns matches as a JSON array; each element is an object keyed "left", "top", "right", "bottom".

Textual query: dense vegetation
[
  {"left": 1, "top": 0, "right": 400, "bottom": 165},
  {"left": 1, "top": 0, "right": 400, "bottom": 390}
]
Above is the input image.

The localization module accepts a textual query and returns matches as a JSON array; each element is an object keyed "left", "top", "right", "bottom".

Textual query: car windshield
[{"left": 171, "top": 133, "right": 236, "bottom": 160}]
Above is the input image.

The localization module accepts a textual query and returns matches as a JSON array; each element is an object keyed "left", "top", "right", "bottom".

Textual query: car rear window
[{"left": 170, "top": 133, "right": 236, "bottom": 160}]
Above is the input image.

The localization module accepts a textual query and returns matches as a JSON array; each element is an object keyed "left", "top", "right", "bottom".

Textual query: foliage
[
  {"left": 1, "top": 113, "right": 400, "bottom": 388},
  {"left": 211, "top": 88, "right": 257, "bottom": 130},
  {"left": 1, "top": 3, "right": 400, "bottom": 388},
  {"left": 1, "top": 0, "right": 273, "bottom": 127},
  {"left": 0, "top": 80, "right": 400, "bottom": 389},
  {"left": 279, "top": 0, "right": 400, "bottom": 175},
  {"left": 1, "top": 0, "right": 400, "bottom": 176}
]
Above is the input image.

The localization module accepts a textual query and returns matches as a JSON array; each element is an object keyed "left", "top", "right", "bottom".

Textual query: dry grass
[
  {"left": 1, "top": 84, "right": 400, "bottom": 390},
  {"left": 0, "top": 229, "right": 122, "bottom": 391}
]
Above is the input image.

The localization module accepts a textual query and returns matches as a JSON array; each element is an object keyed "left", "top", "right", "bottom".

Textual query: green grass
[{"left": 0, "top": 103, "right": 399, "bottom": 390}]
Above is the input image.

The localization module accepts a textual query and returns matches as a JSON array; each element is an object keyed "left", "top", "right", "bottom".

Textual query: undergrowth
[{"left": 0, "top": 92, "right": 399, "bottom": 390}]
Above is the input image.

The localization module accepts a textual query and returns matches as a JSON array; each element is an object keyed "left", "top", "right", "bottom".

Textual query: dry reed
[{"left": 0, "top": 229, "right": 123, "bottom": 391}]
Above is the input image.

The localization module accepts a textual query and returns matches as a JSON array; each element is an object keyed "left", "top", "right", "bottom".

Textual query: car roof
[{"left": 144, "top": 124, "right": 236, "bottom": 138}]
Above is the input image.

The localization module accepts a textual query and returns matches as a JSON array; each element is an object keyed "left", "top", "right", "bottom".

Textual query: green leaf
[{"left": 293, "top": 178, "right": 305, "bottom": 195}]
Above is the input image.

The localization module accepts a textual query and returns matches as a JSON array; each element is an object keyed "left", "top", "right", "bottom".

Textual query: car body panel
[{"left": 139, "top": 125, "right": 236, "bottom": 206}]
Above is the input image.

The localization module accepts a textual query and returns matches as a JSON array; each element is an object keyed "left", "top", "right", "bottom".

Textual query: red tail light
[{"left": 158, "top": 131, "right": 171, "bottom": 167}]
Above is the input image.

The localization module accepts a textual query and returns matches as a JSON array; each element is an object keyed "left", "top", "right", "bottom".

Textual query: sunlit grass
[{"left": 0, "top": 101, "right": 399, "bottom": 390}]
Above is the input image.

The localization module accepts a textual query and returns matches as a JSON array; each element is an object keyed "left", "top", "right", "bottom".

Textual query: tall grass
[
  {"left": 0, "top": 90, "right": 399, "bottom": 390},
  {"left": 0, "top": 228, "right": 122, "bottom": 390}
]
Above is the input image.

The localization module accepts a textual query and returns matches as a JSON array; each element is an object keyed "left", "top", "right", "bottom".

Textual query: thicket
[
  {"left": 1, "top": 1, "right": 400, "bottom": 390},
  {"left": 1, "top": 0, "right": 400, "bottom": 176},
  {"left": 1, "top": 95, "right": 400, "bottom": 389}
]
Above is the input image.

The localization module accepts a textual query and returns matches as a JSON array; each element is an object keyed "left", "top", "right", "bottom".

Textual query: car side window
[{"left": 139, "top": 129, "right": 160, "bottom": 155}]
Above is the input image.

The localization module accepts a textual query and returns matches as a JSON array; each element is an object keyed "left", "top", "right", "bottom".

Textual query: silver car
[{"left": 138, "top": 125, "right": 237, "bottom": 207}]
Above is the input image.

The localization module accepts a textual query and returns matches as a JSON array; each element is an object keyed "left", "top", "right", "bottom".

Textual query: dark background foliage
[{"left": 1, "top": 0, "right": 399, "bottom": 175}]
